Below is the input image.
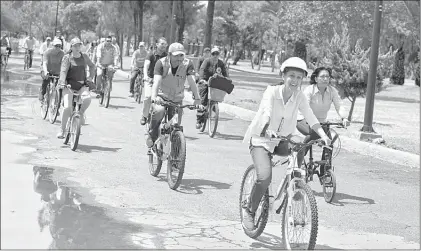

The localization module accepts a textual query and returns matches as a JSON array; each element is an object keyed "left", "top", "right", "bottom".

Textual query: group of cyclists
[{"left": 21, "top": 31, "right": 353, "bottom": 238}]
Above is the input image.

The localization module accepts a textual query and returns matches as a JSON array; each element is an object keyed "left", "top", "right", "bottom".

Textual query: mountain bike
[
  {"left": 63, "top": 82, "right": 90, "bottom": 151},
  {"left": 198, "top": 75, "right": 233, "bottom": 137},
  {"left": 97, "top": 65, "right": 116, "bottom": 108},
  {"left": 48, "top": 75, "right": 62, "bottom": 124},
  {"left": 134, "top": 71, "right": 144, "bottom": 104},
  {"left": 302, "top": 121, "right": 344, "bottom": 203},
  {"left": 239, "top": 125, "right": 331, "bottom": 249},
  {"left": 148, "top": 98, "right": 198, "bottom": 190}
]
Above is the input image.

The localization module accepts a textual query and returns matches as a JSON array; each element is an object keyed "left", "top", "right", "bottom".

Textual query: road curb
[{"left": 183, "top": 91, "right": 420, "bottom": 169}]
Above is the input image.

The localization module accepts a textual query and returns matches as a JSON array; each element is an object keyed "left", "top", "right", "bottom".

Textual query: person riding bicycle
[
  {"left": 1, "top": 34, "right": 11, "bottom": 58},
  {"left": 241, "top": 57, "right": 332, "bottom": 230},
  {"left": 296, "top": 66, "right": 349, "bottom": 177},
  {"left": 146, "top": 42, "right": 202, "bottom": 149},
  {"left": 56, "top": 38, "right": 95, "bottom": 139},
  {"left": 195, "top": 47, "right": 228, "bottom": 129},
  {"left": 23, "top": 34, "right": 36, "bottom": 68},
  {"left": 95, "top": 36, "right": 119, "bottom": 96},
  {"left": 39, "top": 38, "right": 64, "bottom": 103},
  {"left": 129, "top": 41, "right": 148, "bottom": 97},
  {"left": 39, "top": 37, "right": 52, "bottom": 69},
  {"left": 197, "top": 47, "right": 211, "bottom": 72},
  {"left": 140, "top": 37, "right": 168, "bottom": 126}
]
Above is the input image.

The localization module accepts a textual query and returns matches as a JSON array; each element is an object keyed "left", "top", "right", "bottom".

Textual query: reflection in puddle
[
  {"left": 32, "top": 166, "right": 143, "bottom": 249},
  {"left": 1, "top": 71, "right": 39, "bottom": 97}
]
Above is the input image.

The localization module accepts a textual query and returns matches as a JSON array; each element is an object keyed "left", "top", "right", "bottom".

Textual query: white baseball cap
[
  {"left": 280, "top": 57, "right": 308, "bottom": 76},
  {"left": 211, "top": 47, "right": 220, "bottom": 54},
  {"left": 46, "top": 37, "right": 51, "bottom": 41},
  {"left": 52, "top": 38, "right": 62, "bottom": 46},
  {"left": 139, "top": 41, "right": 145, "bottom": 47},
  {"left": 168, "top": 42, "right": 185, "bottom": 56}
]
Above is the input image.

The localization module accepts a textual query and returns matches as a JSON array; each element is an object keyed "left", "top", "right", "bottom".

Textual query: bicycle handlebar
[{"left": 152, "top": 99, "right": 198, "bottom": 110}]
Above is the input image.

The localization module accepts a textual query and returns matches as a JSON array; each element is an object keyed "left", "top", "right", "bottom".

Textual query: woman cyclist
[{"left": 241, "top": 57, "right": 331, "bottom": 230}]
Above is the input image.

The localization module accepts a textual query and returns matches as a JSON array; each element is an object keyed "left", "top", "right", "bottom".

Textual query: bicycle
[
  {"left": 147, "top": 97, "right": 198, "bottom": 190},
  {"left": 47, "top": 75, "right": 62, "bottom": 124},
  {"left": 302, "top": 121, "right": 344, "bottom": 203},
  {"left": 97, "top": 65, "right": 116, "bottom": 108},
  {"left": 134, "top": 71, "right": 144, "bottom": 104},
  {"left": 198, "top": 75, "right": 233, "bottom": 138},
  {"left": 40, "top": 74, "right": 60, "bottom": 122},
  {"left": 62, "top": 82, "right": 90, "bottom": 151},
  {"left": 23, "top": 48, "right": 31, "bottom": 70},
  {"left": 1, "top": 46, "right": 8, "bottom": 73},
  {"left": 239, "top": 125, "right": 331, "bottom": 249}
]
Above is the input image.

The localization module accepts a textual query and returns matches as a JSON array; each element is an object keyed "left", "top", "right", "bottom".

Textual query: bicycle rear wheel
[
  {"left": 40, "top": 85, "right": 50, "bottom": 120},
  {"left": 281, "top": 180, "right": 318, "bottom": 250},
  {"left": 322, "top": 169, "right": 336, "bottom": 203},
  {"left": 48, "top": 88, "right": 61, "bottom": 124},
  {"left": 70, "top": 115, "right": 81, "bottom": 151},
  {"left": 239, "top": 164, "right": 269, "bottom": 239},
  {"left": 166, "top": 130, "right": 186, "bottom": 190},
  {"left": 104, "top": 79, "right": 111, "bottom": 108},
  {"left": 148, "top": 148, "right": 163, "bottom": 177},
  {"left": 207, "top": 102, "right": 219, "bottom": 138}
]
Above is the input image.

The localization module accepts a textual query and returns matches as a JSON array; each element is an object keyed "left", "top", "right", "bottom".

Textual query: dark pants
[
  {"left": 39, "top": 78, "right": 50, "bottom": 101},
  {"left": 296, "top": 119, "right": 331, "bottom": 176},
  {"left": 148, "top": 101, "right": 183, "bottom": 142},
  {"left": 248, "top": 140, "right": 305, "bottom": 213},
  {"left": 196, "top": 80, "right": 208, "bottom": 123},
  {"left": 130, "top": 68, "right": 142, "bottom": 93},
  {"left": 26, "top": 50, "right": 33, "bottom": 68}
]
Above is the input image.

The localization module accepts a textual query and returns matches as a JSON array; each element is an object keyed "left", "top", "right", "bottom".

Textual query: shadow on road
[
  {"left": 351, "top": 120, "right": 393, "bottom": 127},
  {"left": 172, "top": 178, "right": 232, "bottom": 195},
  {"left": 107, "top": 104, "right": 135, "bottom": 110},
  {"left": 313, "top": 191, "right": 375, "bottom": 206},
  {"left": 184, "top": 135, "right": 199, "bottom": 141},
  {"left": 77, "top": 144, "right": 122, "bottom": 153},
  {"left": 213, "top": 132, "right": 244, "bottom": 141}
]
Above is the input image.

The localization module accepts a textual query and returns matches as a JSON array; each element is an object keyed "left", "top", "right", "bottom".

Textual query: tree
[
  {"left": 204, "top": 0, "right": 216, "bottom": 48},
  {"left": 61, "top": 1, "right": 101, "bottom": 38}
]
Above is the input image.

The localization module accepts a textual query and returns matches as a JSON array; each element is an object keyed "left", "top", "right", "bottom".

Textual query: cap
[
  {"left": 70, "top": 37, "right": 82, "bottom": 46},
  {"left": 46, "top": 37, "right": 51, "bottom": 41},
  {"left": 168, "top": 42, "right": 185, "bottom": 56},
  {"left": 100, "top": 38, "right": 106, "bottom": 43},
  {"left": 280, "top": 57, "right": 308, "bottom": 76},
  {"left": 52, "top": 38, "right": 62, "bottom": 46},
  {"left": 211, "top": 47, "right": 220, "bottom": 54},
  {"left": 203, "top": 47, "right": 211, "bottom": 53},
  {"left": 139, "top": 41, "right": 145, "bottom": 47}
]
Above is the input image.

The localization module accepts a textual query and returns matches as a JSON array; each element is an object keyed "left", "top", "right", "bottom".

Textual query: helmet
[
  {"left": 280, "top": 57, "right": 308, "bottom": 76},
  {"left": 168, "top": 42, "right": 185, "bottom": 56},
  {"left": 70, "top": 37, "right": 82, "bottom": 46},
  {"left": 52, "top": 38, "right": 61, "bottom": 46}
]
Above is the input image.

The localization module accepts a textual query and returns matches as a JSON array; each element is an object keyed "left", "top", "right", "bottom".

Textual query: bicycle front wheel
[
  {"left": 239, "top": 164, "right": 269, "bottom": 239},
  {"left": 207, "top": 102, "right": 219, "bottom": 138},
  {"left": 70, "top": 115, "right": 81, "bottom": 151},
  {"left": 104, "top": 79, "right": 111, "bottom": 108},
  {"left": 166, "top": 130, "right": 186, "bottom": 190},
  {"left": 48, "top": 88, "right": 61, "bottom": 124},
  {"left": 40, "top": 85, "right": 50, "bottom": 120},
  {"left": 148, "top": 147, "right": 163, "bottom": 177},
  {"left": 281, "top": 180, "right": 318, "bottom": 250},
  {"left": 322, "top": 170, "right": 336, "bottom": 203}
]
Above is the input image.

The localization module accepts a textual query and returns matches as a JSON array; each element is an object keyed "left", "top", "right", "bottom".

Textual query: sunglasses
[
  {"left": 211, "top": 52, "right": 220, "bottom": 56},
  {"left": 106, "top": 40, "right": 112, "bottom": 42}
]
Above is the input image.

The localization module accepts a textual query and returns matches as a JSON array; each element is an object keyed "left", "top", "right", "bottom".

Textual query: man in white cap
[
  {"left": 129, "top": 41, "right": 148, "bottom": 97},
  {"left": 39, "top": 37, "right": 52, "bottom": 68},
  {"left": 39, "top": 38, "right": 64, "bottom": 103},
  {"left": 145, "top": 42, "right": 202, "bottom": 150},
  {"left": 95, "top": 35, "right": 119, "bottom": 96},
  {"left": 57, "top": 37, "right": 95, "bottom": 139}
]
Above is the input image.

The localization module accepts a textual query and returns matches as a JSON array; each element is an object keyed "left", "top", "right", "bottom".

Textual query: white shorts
[
  {"left": 62, "top": 86, "right": 91, "bottom": 109},
  {"left": 144, "top": 79, "right": 153, "bottom": 98}
]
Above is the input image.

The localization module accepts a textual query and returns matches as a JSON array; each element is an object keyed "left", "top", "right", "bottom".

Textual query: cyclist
[
  {"left": 23, "top": 34, "right": 36, "bottom": 68},
  {"left": 39, "top": 37, "right": 52, "bottom": 68},
  {"left": 195, "top": 47, "right": 228, "bottom": 129},
  {"left": 1, "top": 34, "right": 11, "bottom": 58},
  {"left": 241, "top": 57, "right": 331, "bottom": 230},
  {"left": 197, "top": 47, "right": 211, "bottom": 71},
  {"left": 95, "top": 36, "right": 119, "bottom": 96},
  {"left": 296, "top": 66, "right": 349, "bottom": 178},
  {"left": 146, "top": 42, "right": 202, "bottom": 149},
  {"left": 56, "top": 38, "right": 95, "bottom": 139},
  {"left": 129, "top": 41, "right": 148, "bottom": 97},
  {"left": 140, "top": 37, "right": 168, "bottom": 125},
  {"left": 39, "top": 38, "right": 64, "bottom": 103},
  {"left": 54, "top": 31, "right": 64, "bottom": 49}
]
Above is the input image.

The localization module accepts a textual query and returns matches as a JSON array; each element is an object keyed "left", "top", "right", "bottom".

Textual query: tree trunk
[
  {"left": 137, "top": 0, "right": 144, "bottom": 42},
  {"left": 258, "top": 31, "right": 263, "bottom": 71},
  {"left": 347, "top": 96, "right": 357, "bottom": 121},
  {"left": 177, "top": 0, "right": 185, "bottom": 43},
  {"left": 125, "top": 34, "right": 130, "bottom": 56},
  {"left": 120, "top": 33, "right": 124, "bottom": 69},
  {"left": 204, "top": 0, "right": 215, "bottom": 48}
]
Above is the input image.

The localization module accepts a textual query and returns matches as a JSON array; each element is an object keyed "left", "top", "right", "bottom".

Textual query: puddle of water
[{"left": 1, "top": 71, "right": 39, "bottom": 97}]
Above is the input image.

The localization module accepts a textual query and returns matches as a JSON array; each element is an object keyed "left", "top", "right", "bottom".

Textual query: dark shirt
[
  {"left": 198, "top": 56, "right": 205, "bottom": 71},
  {"left": 199, "top": 58, "right": 227, "bottom": 81},
  {"left": 146, "top": 51, "right": 167, "bottom": 78}
]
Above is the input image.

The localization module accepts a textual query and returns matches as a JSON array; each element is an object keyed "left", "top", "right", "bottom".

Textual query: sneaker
[
  {"left": 242, "top": 207, "right": 256, "bottom": 230},
  {"left": 140, "top": 116, "right": 147, "bottom": 125},
  {"left": 129, "top": 92, "right": 134, "bottom": 97},
  {"left": 145, "top": 134, "right": 154, "bottom": 148},
  {"left": 196, "top": 122, "right": 202, "bottom": 129},
  {"left": 56, "top": 130, "right": 65, "bottom": 139}
]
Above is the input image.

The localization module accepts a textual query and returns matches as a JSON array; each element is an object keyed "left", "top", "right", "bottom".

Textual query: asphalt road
[{"left": 1, "top": 54, "right": 419, "bottom": 249}]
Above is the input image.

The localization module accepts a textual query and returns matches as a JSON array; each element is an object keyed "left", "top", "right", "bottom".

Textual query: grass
[{"left": 225, "top": 79, "right": 420, "bottom": 155}]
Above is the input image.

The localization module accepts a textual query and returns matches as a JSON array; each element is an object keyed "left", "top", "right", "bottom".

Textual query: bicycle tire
[
  {"left": 166, "top": 130, "right": 186, "bottom": 190},
  {"left": 104, "top": 79, "right": 111, "bottom": 108},
  {"left": 41, "top": 85, "right": 50, "bottom": 120},
  {"left": 49, "top": 88, "right": 61, "bottom": 124},
  {"left": 70, "top": 116, "right": 81, "bottom": 151},
  {"left": 208, "top": 102, "right": 219, "bottom": 138},
  {"left": 148, "top": 150, "right": 163, "bottom": 177},
  {"left": 239, "top": 164, "right": 269, "bottom": 239},
  {"left": 281, "top": 180, "right": 318, "bottom": 250},
  {"left": 99, "top": 76, "right": 106, "bottom": 105},
  {"left": 322, "top": 170, "right": 336, "bottom": 203},
  {"left": 137, "top": 84, "right": 143, "bottom": 104},
  {"left": 63, "top": 118, "right": 71, "bottom": 145}
]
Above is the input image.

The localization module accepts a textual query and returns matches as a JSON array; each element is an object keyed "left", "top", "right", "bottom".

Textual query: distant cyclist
[
  {"left": 95, "top": 36, "right": 119, "bottom": 96},
  {"left": 23, "top": 34, "right": 36, "bottom": 68},
  {"left": 39, "top": 38, "right": 64, "bottom": 103},
  {"left": 129, "top": 41, "right": 148, "bottom": 97}
]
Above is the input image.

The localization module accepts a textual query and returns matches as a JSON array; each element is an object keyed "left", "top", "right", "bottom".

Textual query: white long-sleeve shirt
[{"left": 39, "top": 41, "right": 52, "bottom": 55}]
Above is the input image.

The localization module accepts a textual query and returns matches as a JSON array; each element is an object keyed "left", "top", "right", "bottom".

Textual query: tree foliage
[{"left": 61, "top": 1, "right": 101, "bottom": 38}]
